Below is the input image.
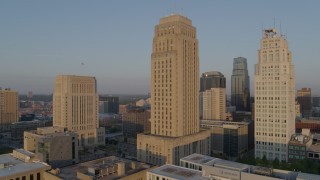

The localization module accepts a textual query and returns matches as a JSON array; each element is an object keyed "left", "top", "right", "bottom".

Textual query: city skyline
[{"left": 1, "top": 1, "right": 320, "bottom": 94}]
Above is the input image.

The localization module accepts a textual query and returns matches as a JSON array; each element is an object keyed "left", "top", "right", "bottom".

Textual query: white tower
[{"left": 254, "top": 29, "right": 295, "bottom": 161}]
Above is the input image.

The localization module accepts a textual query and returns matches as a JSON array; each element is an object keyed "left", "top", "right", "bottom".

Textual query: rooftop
[
  {"left": 148, "top": 164, "right": 207, "bottom": 180},
  {"left": 297, "top": 172, "right": 320, "bottom": 180},
  {"left": 159, "top": 14, "right": 192, "bottom": 25},
  {"left": 0, "top": 153, "right": 50, "bottom": 178},
  {"left": 289, "top": 134, "right": 311, "bottom": 145},
  {"left": 213, "top": 159, "right": 250, "bottom": 171},
  {"left": 180, "top": 153, "right": 217, "bottom": 165},
  {"left": 56, "top": 156, "right": 150, "bottom": 180}
]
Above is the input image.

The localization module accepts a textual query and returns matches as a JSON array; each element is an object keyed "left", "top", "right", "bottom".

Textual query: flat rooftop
[
  {"left": 148, "top": 164, "right": 208, "bottom": 180},
  {"left": 0, "top": 154, "right": 50, "bottom": 178},
  {"left": 297, "top": 172, "right": 320, "bottom": 180},
  {"left": 180, "top": 153, "right": 217, "bottom": 165},
  {"left": 213, "top": 159, "right": 250, "bottom": 171},
  {"left": 57, "top": 156, "right": 150, "bottom": 180}
]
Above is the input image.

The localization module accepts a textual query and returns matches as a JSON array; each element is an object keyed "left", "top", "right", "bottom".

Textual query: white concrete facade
[{"left": 254, "top": 29, "right": 295, "bottom": 161}]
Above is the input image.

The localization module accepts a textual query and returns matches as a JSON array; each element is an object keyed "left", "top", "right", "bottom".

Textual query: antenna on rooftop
[
  {"left": 273, "top": 17, "right": 276, "bottom": 29},
  {"left": 280, "top": 20, "right": 282, "bottom": 36}
]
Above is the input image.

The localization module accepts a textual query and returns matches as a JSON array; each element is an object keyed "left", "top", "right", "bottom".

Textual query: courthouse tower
[
  {"left": 137, "top": 14, "right": 210, "bottom": 165},
  {"left": 254, "top": 29, "right": 295, "bottom": 161},
  {"left": 53, "top": 75, "right": 105, "bottom": 147}
]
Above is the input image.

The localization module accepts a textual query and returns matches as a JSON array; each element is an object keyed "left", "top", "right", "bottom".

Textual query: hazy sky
[{"left": 1, "top": 1, "right": 320, "bottom": 95}]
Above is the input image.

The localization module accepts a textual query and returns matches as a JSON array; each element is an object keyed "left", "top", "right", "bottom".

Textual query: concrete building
[
  {"left": 122, "top": 108, "right": 151, "bottom": 139},
  {"left": 296, "top": 118, "right": 320, "bottom": 133},
  {"left": 137, "top": 14, "right": 211, "bottom": 166},
  {"left": 231, "top": 57, "right": 251, "bottom": 112},
  {"left": 297, "top": 88, "right": 312, "bottom": 118},
  {"left": 0, "top": 88, "right": 19, "bottom": 131},
  {"left": 24, "top": 126, "right": 78, "bottom": 167},
  {"left": 99, "top": 96, "right": 119, "bottom": 114},
  {"left": 53, "top": 75, "right": 105, "bottom": 148},
  {"left": 288, "top": 129, "right": 312, "bottom": 163},
  {"left": 44, "top": 156, "right": 153, "bottom": 180},
  {"left": 307, "top": 133, "right": 320, "bottom": 161},
  {"left": 201, "top": 120, "right": 250, "bottom": 159},
  {"left": 0, "top": 149, "right": 51, "bottom": 180},
  {"left": 296, "top": 101, "right": 302, "bottom": 118},
  {"left": 254, "top": 29, "right": 295, "bottom": 161},
  {"left": 147, "top": 153, "right": 320, "bottom": 180},
  {"left": 200, "top": 71, "right": 226, "bottom": 120}
]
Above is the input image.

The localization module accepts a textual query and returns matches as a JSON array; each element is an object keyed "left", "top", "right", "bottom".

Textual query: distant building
[
  {"left": 24, "top": 126, "right": 78, "bottom": 167},
  {"left": 297, "top": 88, "right": 312, "bottom": 118},
  {"left": 200, "top": 71, "right": 226, "bottom": 120},
  {"left": 296, "top": 101, "right": 302, "bottom": 118},
  {"left": 11, "top": 120, "right": 52, "bottom": 141},
  {"left": 122, "top": 108, "right": 151, "bottom": 139},
  {"left": 53, "top": 75, "right": 105, "bottom": 148},
  {"left": 0, "top": 88, "right": 19, "bottom": 131},
  {"left": 0, "top": 149, "right": 51, "bottom": 180},
  {"left": 296, "top": 118, "right": 320, "bottom": 133},
  {"left": 99, "top": 96, "right": 119, "bottom": 114},
  {"left": 201, "top": 120, "right": 251, "bottom": 158},
  {"left": 231, "top": 57, "right": 250, "bottom": 112},
  {"left": 137, "top": 14, "right": 211, "bottom": 166},
  {"left": 313, "top": 97, "right": 320, "bottom": 107}
]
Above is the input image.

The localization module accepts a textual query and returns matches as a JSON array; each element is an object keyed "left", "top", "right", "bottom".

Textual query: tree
[{"left": 272, "top": 158, "right": 280, "bottom": 169}]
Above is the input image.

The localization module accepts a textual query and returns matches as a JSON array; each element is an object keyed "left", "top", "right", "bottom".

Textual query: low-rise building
[
  {"left": 288, "top": 130, "right": 312, "bottom": 162},
  {"left": 201, "top": 120, "right": 250, "bottom": 159},
  {"left": 148, "top": 153, "right": 320, "bottom": 180},
  {"left": 0, "top": 149, "right": 51, "bottom": 180},
  {"left": 24, "top": 126, "right": 78, "bottom": 168},
  {"left": 45, "top": 156, "right": 153, "bottom": 180}
]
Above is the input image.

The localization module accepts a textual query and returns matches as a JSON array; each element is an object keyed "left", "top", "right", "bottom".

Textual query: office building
[
  {"left": 99, "top": 96, "right": 119, "bottom": 114},
  {"left": 254, "top": 29, "right": 295, "bottom": 161},
  {"left": 0, "top": 88, "right": 19, "bottom": 131},
  {"left": 231, "top": 57, "right": 250, "bottom": 111},
  {"left": 200, "top": 71, "right": 226, "bottom": 120},
  {"left": 53, "top": 75, "right": 105, "bottom": 147},
  {"left": 0, "top": 149, "right": 51, "bottom": 180},
  {"left": 122, "top": 108, "right": 151, "bottom": 138},
  {"left": 147, "top": 153, "right": 320, "bottom": 180},
  {"left": 297, "top": 88, "right": 312, "bottom": 118},
  {"left": 24, "top": 126, "right": 78, "bottom": 167},
  {"left": 201, "top": 120, "right": 250, "bottom": 158},
  {"left": 137, "top": 14, "right": 211, "bottom": 166}
]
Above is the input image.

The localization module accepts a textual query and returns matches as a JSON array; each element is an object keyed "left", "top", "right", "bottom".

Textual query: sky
[{"left": 0, "top": 1, "right": 320, "bottom": 95}]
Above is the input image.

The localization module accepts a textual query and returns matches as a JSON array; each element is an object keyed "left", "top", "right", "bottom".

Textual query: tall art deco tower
[
  {"left": 254, "top": 29, "right": 295, "bottom": 161},
  {"left": 137, "top": 14, "right": 210, "bottom": 166}
]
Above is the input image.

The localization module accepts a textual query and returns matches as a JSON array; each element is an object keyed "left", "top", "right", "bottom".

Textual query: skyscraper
[
  {"left": 200, "top": 71, "right": 226, "bottom": 120},
  {"left": 137, "top": 14, "right": 210, "bottom": 166},
  {"left": 297, "top": 88, "right": 312, "bottom": 118},
  {"left": 254, "top": 29, "right": 295, "bottom": 161},
  {"left": 0, "top": 88, "right": 19, "bottom": 131},
  {"left": 53, "top": 75, "right": 105, "bottom": 147},
  {"left": 231, "top": 57, "right": 250, "bottom": 111}
]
